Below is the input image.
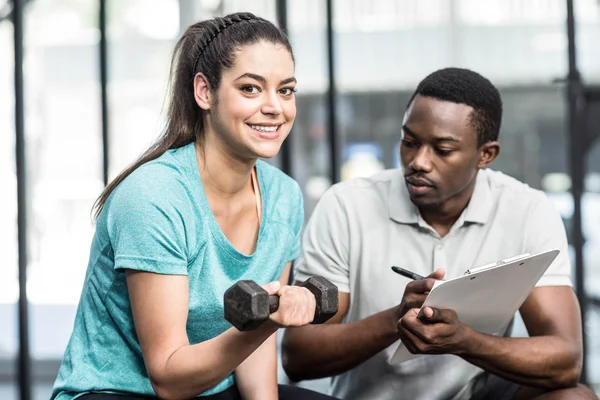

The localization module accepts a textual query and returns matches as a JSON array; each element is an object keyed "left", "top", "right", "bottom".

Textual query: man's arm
[
  {"left": 235, "top": 263, "right": 294, "bottom": 400},
  {"left": 398, "top": 193, "right": 582, "bottom": 390},
  {"left": 282, "top": 292, "right": 400, "bottom": 381},
  {"left": 281, "top": 183, "right": 444, "bottom": 382},
  {"left": 398, "top": 286, "right": 581, "bottom": 390},
  {"left": 282, "top": 185, "right": 391, "bottom": 381},
  {"left": 282, "top": 271, "right": 444, "bottom": 381},
  {"left": 461, "top": 286, "right": 582, "bottom": 389}
]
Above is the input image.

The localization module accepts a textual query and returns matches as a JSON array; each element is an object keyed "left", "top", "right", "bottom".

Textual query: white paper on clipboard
[{"left": 388, "top": 249, "right": 560, "bottom": 365}]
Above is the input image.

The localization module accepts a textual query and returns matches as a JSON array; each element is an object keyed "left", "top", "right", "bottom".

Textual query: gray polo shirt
[{"left": 294, "top": 168, "right": 572, "bottom": 400}]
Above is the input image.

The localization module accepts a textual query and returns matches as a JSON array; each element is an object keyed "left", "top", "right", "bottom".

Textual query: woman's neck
[{"left": 195, "top": 140, "right": 255, "bottom": 199}]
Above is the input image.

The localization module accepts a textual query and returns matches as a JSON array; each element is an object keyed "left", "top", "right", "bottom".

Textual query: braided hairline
[{"left": 192, "top": 13, "right": 258, "bottom": 74}]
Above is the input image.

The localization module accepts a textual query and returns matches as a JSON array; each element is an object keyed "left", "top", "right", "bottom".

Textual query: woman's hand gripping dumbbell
[{"left": 223, "top": 276, "right": 339, "bottom": 331}]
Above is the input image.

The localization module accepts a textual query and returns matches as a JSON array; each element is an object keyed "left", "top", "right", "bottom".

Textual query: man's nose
[{"left": 409, "top": 147, "right": 433, "bottom": 173}]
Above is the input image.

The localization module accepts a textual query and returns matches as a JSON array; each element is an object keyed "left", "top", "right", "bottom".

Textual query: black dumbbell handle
[{"left": 268, "top": 295, "right": 279, "bottom": 314}]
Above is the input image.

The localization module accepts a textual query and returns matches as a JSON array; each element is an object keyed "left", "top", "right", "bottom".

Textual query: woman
[{"left": 51, "top": 12, "right": 337, "bottom": 400}]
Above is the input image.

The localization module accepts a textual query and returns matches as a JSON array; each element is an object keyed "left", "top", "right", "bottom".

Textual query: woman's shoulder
[
  {"left": 115, "top": 147, "right": 196, "bottom": 199},
  {"left": 101, "top": 149, "right": 200, "bottom": 226}
]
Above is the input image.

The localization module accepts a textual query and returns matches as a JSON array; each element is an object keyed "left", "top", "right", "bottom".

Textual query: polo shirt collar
[
  {"left": 462, "top": 170, "right": 493, "bottom": 224},
  {"left": 389, "top": 169, "right": 493, "bottom": 225},
  {"left": 389, "top": 170, "right": 419, "bottom": 224}
]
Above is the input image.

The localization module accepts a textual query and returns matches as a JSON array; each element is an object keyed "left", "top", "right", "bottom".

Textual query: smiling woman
[
  {"left": 49, "top": 12, "right": 337, "bottom": 400},
  {"left": 193, "top": 40, "right": 297, "bottom": 162}
]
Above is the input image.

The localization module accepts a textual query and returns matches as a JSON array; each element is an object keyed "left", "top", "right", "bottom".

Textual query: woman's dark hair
[{"left": 92, "top": 12, "right": 294, "bottom": 219}]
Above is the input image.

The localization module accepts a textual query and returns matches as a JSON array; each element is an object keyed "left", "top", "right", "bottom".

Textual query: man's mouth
[
  {"left": 405, "top": 177, "right": 435, "bottom": 188},
  {"left": 405, "top": 177, "right": 436, "bottom": 195}
]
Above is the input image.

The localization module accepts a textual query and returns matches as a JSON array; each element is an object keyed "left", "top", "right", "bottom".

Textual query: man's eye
[
  {"left": 401, "top": 140, "right": 418, "bottom": 148},
  {"left": 436, "top": 148, "right": 453, "bottom": 156}
]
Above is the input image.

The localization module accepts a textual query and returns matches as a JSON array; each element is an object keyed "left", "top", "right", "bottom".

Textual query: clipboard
[{"left": 388, "top": 249, "right": 560, "bottom": 365}]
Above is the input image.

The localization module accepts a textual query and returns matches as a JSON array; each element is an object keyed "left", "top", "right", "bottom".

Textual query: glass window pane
[
  {"left": 0, "top": 19, "right": 18, "bottom": 360},
  {"left": 582, "top": 97, "right": 600, "bottom": 385},
  {"left": 107, "top": 0, "right": 179, "bottom": 179},
  {"left": 576, "top": 0, "right": 600, "bottom": 83},
  {"left": 24, "top": 0, "right": 102, "bottom": 361},
  {"left": 288, "top": 0, "right": 332, "bottom": 217}
]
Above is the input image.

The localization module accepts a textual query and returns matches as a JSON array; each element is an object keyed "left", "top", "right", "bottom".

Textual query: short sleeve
[
  {"left": 294, "top": 186, "right": 351, "bottom": 293},
  {"left": 524, "top": 193, "right": 572, "bottom": 287},
  {"left": 106, "top": 167, "right": 189, "bottom": 275},
  {"left": 285, "top": 182, "right": 305, "bottom": 262}
]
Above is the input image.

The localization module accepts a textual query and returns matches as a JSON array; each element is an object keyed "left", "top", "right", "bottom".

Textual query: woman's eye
[
  {"left": 279, "top": 87, "right": 297, "bottom": 96},
  {"left": 241, "top": 85, "right": 260, "bottom": 94}
]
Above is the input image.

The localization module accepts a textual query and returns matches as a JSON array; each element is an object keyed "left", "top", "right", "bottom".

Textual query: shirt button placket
[{"left": 433, "top": 243, "right": 445, "bottom": 271}]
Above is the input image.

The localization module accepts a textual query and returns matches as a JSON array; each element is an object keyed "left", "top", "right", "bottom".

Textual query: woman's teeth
[{"left": 249, "top": 124, "right": 278, "bottom": 132}]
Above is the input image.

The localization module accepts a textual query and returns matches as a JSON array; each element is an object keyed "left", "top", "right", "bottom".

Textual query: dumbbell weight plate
[{"left": 223, "top": 280, "right": 273, "bottom": 331}]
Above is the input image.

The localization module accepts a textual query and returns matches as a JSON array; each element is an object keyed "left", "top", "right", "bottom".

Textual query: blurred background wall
[{"left": 1, "top": 0, "right": 599, "bottom": 398}]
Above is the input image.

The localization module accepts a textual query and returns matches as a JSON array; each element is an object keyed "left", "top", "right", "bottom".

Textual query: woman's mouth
[{"left": 247, "top": 124, "right": 282, "bottom": 139}]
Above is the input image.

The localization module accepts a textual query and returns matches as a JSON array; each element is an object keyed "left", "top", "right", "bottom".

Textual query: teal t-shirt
[{"left": 51, "top": 143, "right": 304, "bottom": 399}]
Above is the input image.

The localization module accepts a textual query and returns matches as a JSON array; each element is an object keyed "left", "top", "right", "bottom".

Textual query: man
[{"left": 281, "top": 68, "right": 598, "bottom": 400}]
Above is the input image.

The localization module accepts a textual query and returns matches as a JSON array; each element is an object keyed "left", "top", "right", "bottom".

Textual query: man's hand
[
  {"left": 396, "top": 306, "right": 471, "bottom": 356},
  {"left": 396, "top": 269, "right": 446, "bottom": 320}
]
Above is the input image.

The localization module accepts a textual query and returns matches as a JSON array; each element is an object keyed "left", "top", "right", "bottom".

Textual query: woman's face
[{"left": 204, "top": 40, "right": 297, "bottom": 161}]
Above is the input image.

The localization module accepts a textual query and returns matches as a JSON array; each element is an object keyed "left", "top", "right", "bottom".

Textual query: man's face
[{"left": 400, "top": 94, "right": 497, "bottom": 209}]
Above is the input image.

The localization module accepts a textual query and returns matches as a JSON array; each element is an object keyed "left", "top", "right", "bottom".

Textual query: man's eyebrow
[
  {"left": 402, "top": 125, "right": 416, "bottom": 136},
  {"left": 234, "top": 73, "right": 297, "bottom": 86},
  {"left": 402, "top": 125, "right": 460, "bottom": 142},
  {"left": 435, "top": 136, "right": 460, "bottom": 143}
]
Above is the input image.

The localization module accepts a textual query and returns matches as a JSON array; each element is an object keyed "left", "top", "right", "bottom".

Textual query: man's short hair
[{"left": 407, "top": 67, "right": 503, "bottom": 146}]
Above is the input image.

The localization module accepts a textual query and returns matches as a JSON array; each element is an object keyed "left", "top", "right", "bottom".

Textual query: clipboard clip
[{"left": 464, "top": 254, "right": 529, "bottom": 275}]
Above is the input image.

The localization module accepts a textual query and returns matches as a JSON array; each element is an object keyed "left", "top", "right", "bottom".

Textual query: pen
[{"left": 391, "top": 266, "right": 425, "bottom": 281}]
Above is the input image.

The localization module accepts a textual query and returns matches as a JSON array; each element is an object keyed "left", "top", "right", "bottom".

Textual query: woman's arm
[
  {"left": 235, "top": 263, "right": 293, "bottom": 400},
  {"left": 127, "top": 264, "right": 314, "bottom": 400}
]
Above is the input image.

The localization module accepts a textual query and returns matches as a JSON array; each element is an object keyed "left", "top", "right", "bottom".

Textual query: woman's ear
[
  {"left": 477, "top": 141, "right": 500, "bottom": 169},
  {"left": 194, "top": 73, "right": 212, "bottom": 110}
]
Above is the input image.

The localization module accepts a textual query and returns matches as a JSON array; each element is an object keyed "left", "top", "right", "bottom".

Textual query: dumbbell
[{"left": 223, "top": 276, "right": 339, "bottom": 331}]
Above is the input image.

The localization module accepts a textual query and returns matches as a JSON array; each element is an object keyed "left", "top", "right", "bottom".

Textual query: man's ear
[
  {"left": 194, "top": 73, "right": 212, "bottom": 110},
  {"left": 477, "top": 141, "right": 500, "bottom": 168}
]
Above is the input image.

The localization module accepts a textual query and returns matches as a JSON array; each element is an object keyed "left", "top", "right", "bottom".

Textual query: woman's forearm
[
  {"left": 235, "top": 332, "right": 279, "bottom": 400},
  {"left": 151, "top": 323, "right": 279, "bottom": 400}
]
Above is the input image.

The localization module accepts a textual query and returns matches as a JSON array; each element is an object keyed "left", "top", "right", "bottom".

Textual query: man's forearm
[
  {"left": 461, "top": 328, "right": 581, "bottom": 389},
  {"left": 282, "top": 307, "right": 400, "bottom": 381}
]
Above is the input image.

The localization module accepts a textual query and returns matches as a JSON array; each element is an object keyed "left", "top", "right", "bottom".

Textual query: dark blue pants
[{"left": 78, "top": 384, "right": 338, "bottom": 400}]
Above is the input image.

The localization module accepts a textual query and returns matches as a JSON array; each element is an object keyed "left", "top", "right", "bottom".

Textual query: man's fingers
[
  {"left": 400, "top": 309, "right": 426, "bottom": 335},
  {"left": 407, "top": 277, "right": 437, "bottom": 294},
  {"left": 428, "top": 268, "right": 446, "bottom": 280},
  {"left": 417, "top": 306, "right": 434, "bottom": 320},
  {"left": 418, "top": 307, "right": 455, "bottom": 323},
  {"left": 398, "top": 327, "right": 421, "bottom": 354},
  {"left": 403, "top": 293, "right": 427, "bottom": 309},
  {"left": 397, "top": 315, "right": 424, "bottom": 354}
]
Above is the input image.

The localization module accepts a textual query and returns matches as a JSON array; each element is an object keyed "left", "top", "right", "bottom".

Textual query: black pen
[{"left": 391, "top": 266, "right": 425, "bottom": 281}]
